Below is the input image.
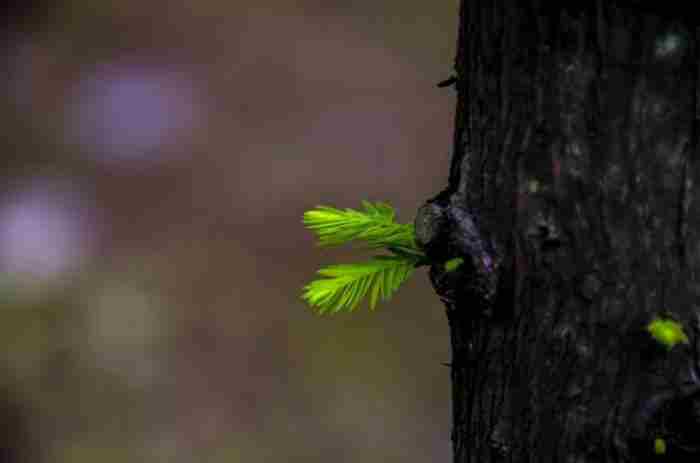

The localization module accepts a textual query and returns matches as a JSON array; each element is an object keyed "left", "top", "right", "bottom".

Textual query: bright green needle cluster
[
  {"left": 302, "top": 255, "right": 419, "bottom": 314},
  {"left": 647, "top": 315, "right": 689, "bottom": 350},
  {"left": 444, "top": 257, "right": 464, "bottom": 272},
  {"left": 302, "top": 201, "right": 427, "bottom": 314},
  {"left": 303, "top": 201, "right": 422, "bottom": 257}
]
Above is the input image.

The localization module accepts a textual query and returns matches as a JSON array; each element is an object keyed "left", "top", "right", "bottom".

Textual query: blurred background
[{"left": 0, "top": 1, "right": 457, "bottom": 461}]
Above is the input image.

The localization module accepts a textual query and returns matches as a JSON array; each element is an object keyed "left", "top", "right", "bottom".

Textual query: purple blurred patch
[
  {"left": 65, "top": 63, "right": 200, "bottom": 164},
  {"left": 0, "top": 179, "right": 96, "bottom": 281}
]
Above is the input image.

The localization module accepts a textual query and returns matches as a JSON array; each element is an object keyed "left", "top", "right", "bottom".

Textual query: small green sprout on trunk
[
  {"left": 647, "top": 315, "right": 689, "bottom": 350},
  {"left": 654, "top": 437, "right": 666, "bottom": 455},
  {"left": 301, "top": 201, "right": 438, "bottom": 314},
  {"left": 444, "top": 257, "right": 464, "bottom": 272}
]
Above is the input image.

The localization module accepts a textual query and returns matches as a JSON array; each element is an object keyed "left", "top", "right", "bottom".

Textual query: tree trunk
[{"left": 415, "top": 2, "right": 700, "bottom": 461}]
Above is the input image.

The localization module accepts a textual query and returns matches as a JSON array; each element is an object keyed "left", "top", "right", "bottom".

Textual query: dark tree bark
[{"left": 415, "top": 2, "right": 700, "bottom": 461}]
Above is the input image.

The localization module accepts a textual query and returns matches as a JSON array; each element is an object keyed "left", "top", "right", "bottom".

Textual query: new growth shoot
[
  {"left": 301, "top": 201, "right": 429, "bottom": 314},
  {"left": 647, "top": 315, "right": 689, "bottom": 351}
]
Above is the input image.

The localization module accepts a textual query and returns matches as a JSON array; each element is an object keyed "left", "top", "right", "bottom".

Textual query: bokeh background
[{"left": 0, "top": 1, "right": 458, "bottom": 461}]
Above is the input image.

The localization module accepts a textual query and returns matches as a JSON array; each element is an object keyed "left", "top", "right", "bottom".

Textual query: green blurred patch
[
  {"left": 654, "top": 437, "right": 666, "bottom": 455},
  {"left": 61, "top": 443, "right": 134, "bottom": 463},
  {"left": 444, "top": 257, "right": 463, "bottom": 272}
]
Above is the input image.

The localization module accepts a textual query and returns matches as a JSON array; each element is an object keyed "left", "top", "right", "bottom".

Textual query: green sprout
[
  {"left": 647, "top": 315, "right": 689, "bottom": 350},
  {"left": 301, "top": 200, "right": 472, "bottom": 314},
  {"left": 444, "top": 257, "right": 464, "bottom": 272},
  {"left": 654, "top": 437, "right": 666, "bottom": 455},
  {"left": 302, "top": 255, "right": 420, "bottom": 314},
  {"left": 302, "top": 201, "right": 418, "bottom": 253},
  {"left": 302, "top": 201, "right": 429, "bottom": 314}
]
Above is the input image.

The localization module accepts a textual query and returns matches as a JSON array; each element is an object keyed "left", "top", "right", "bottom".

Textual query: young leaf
[
  {"left": 303, "top": 201, "right": 420, "bottom": 251},
  {"left": 654, "top": 437, "right": 666, "bottom": 455},
  {"left": 301, "top": 255, "right": 419, "bottom": 314},
  {"left": 444, "top": 257, "right": 464, "bottom": 272},
  {"left": 647, "top": 316, "right": 689, "bottom": 350}
]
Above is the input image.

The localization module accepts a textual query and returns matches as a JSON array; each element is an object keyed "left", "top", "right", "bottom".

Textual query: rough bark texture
[{"left": 416, "top": 1, "right": 700, "bottom": 461}]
